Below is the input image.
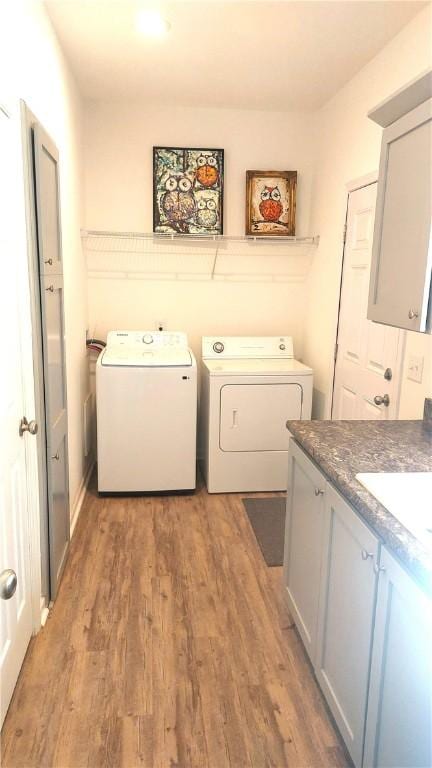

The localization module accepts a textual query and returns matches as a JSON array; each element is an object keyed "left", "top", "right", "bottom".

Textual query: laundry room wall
[
  {"left": 303, "top": 4, "right": 432, "bottom": 419},
  {"left": 0, "top": 1, "right": 90, "bottom": 522},
  {"left": 83, "top": 104, "right": 318, "bottom": 363}
]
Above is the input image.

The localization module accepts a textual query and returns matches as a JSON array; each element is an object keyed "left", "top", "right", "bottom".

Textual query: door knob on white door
[
  {"left": 408, "top": 309, "right": 419, "bottom": 320},
  {"left": 19, "top": 417, "right": 38, "bottom": 436},
  {"left": 374, "top": 394, "right": 390, "bottom": 407},
  {"left": 0, "top": 569, "right": 17, "bottom": 600}
]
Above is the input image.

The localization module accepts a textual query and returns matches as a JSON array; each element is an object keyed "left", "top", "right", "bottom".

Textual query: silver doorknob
[
  {"left": 361, "top": 550, "right": 374, "bottom": 560},
  {"left": 408, "top": 309, "right": 419, "bottom": 320},
  {"left": 19, "top": 417, "right": 38, "bottom": 436},
  {"left": 374, "top": 394, "right": 390, "bottom": 407},
  {"left": 0, "top": 569, "right": 17, "bottom": 600}
]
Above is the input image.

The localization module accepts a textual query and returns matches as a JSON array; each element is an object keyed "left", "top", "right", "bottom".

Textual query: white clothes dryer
[
  {"left": 97, "top": 331, "right": 197, "bottom": 493},
  {"left": 200, "top": 336, "right": 312, "bottom": 493}
]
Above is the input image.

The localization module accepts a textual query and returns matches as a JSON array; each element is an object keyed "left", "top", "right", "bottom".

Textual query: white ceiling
[{"left": 44, "top": 1, "right": 426, "bottom": 110}]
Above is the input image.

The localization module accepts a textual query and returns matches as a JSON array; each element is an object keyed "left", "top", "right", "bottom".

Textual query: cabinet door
[
  {"left": 363, "top": 547, "right": 432, "bottom": 768},
  {"left": 368, "top": 99, "right": 432, "bottom": 332},
  {"left": 283, "top": 441, "right": 326, "bottom": 662},
  {"left": 315, "top": 486, "right": 379, "bottom": 768}
]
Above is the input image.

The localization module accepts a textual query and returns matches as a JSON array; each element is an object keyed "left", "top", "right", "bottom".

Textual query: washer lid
[
  {"left": 101, "top": 346, "right": 193, "bottom": 367},
  {"left": 203, "top": 357, "right": 312, "bottom": 375}
]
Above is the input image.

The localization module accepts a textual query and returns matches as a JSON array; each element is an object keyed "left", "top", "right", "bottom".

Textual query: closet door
[{"left": 33, "top": 125, "right": 69, "bottom": 598}]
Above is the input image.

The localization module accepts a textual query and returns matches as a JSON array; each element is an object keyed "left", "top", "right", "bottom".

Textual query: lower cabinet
[
  {"left": 315, "top": 485, "right": 379, "bottom": 768},
  {"left": 283, "top": 440, "right": 326, "bottom": 661},
  {"left": 363, "top": 546, "right": 432, "bottom": 768},
  {"left": 283, "top": 440, "right": 432, "bottom": 768}
]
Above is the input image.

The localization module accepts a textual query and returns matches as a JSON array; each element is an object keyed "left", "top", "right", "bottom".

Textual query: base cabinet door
[
  {"left": 315, "top": 486, "right": 379, "bottom": 767},
  {"left": 363, "top": 547, "right": 432, "bottom": 768},
  {"left": 283, "top": 441, "right": 326, "bottom": 661}
]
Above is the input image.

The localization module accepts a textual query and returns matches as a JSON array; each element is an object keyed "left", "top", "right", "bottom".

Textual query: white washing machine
[
  {"left": 97, "top": 331, "right": 197, "bottom": 492},
  {"left": 200, "top": 336, "right": 313, "bottom": 493}
]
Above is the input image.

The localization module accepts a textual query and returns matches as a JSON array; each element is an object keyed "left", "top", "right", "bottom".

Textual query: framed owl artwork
[
  {"left": 153, "top": 147, "right": 224, "bottom": 235},
  {"left": 245, "top": 170, "right": 297, "bottom": 236}
]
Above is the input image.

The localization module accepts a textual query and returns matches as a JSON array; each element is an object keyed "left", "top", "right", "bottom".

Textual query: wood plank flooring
[{"left": 1, "top": 475, "right": 349, "bottom": 768}]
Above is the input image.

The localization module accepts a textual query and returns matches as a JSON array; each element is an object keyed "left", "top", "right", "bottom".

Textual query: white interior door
[
  {"left": 32, "top": 124, "right": 70, "bottom": 598},
  {"left": 0, "top": 105, "right": 34, "bottom": 727},
  {"left": 332, "top": 183, "right": 403, "bottom": 420}
]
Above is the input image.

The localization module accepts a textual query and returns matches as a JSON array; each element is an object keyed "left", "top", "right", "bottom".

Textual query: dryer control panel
[
  {"left": 202, "top": 336, "right": 294, "bottom": 359},
  {"left": 106, "top": 330, "right": 188, "bottom": 348}
]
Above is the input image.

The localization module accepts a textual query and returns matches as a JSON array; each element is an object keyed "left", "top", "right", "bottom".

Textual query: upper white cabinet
[{"left": 368, "top": 71, "right": 432, "bottom": 333}]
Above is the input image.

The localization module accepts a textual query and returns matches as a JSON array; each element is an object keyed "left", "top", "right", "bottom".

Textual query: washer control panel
[
  {"left": 106, "top": 330, "right": 188, "bottom": 348},
  {"left": 202, "top": 336, "right": 294, "bottom": 359}
]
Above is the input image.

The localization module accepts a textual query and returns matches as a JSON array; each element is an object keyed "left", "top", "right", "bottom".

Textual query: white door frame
[
  {"left": 3, "top": 97, "right": 43, "bottom": 634},
  {"left": 328, "top": 171, "right": 406, "bottom": 420}
]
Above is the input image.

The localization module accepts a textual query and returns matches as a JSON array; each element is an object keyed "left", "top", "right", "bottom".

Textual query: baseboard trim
[
  {"left": 70, "top": 459, "right": 95, "bottom": 538},
  {"left": 40, "top": 596, "right": 49, "bottom": 628}
]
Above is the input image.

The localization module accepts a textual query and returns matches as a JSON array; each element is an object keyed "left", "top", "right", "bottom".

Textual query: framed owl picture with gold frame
[
  {"left": 153, "top": 146, "right": 224, "bottom": 235},
  {"left": 245, "top": 170, "right": 297, "bottom": 236}
]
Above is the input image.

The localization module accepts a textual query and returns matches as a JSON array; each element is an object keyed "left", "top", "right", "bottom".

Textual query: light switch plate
[{"left": 407, "top": 354, "right": 424, "bottom": 383}]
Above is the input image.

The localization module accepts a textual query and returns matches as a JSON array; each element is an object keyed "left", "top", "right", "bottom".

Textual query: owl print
[
  {"left": 259, "top": 186, "right": 283, "bottom": 223},
  {"left": 154, "top": 147, "right": 224, "bottom": 235},
  {"left": 196, "top": 197, "right": 218, "bottom": 229},
  {"left": 161, "top": 175, "right": 195, "bottom": 232},
  {"left": 246, "top": 171, "right": 297, "bottom": 236}
]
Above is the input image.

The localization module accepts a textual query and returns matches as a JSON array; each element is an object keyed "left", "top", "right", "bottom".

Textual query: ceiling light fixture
[{"left": 136, "top": 9, "right": 170, "bottom": 38}]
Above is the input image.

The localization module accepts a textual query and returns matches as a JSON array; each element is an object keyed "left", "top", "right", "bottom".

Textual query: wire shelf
[{"left": 81, "top": 229, "right": 319, "bottom": 282}]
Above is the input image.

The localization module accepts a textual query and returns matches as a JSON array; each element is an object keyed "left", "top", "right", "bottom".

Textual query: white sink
[{"left": 356, "top": 472, "right": 432, "bottom": 552}]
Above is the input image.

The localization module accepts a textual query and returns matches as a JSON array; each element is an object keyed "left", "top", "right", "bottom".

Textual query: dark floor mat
[{"left": 243, "top": 497, "right": 286, "bottom": 567}]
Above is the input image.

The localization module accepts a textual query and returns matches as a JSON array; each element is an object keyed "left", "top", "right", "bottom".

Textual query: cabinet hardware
[
  {"left": 374, "top": 394, "right": 390, "bottom": 407},
  {"left": 52, "top": 452, "right": 60, "bottom": 461},
  {"left": 314, "top": 488, "right": 324, "bottom": 497},
  {"left": 44, "top": 258, "right": 53, "bottom": 265},
  {"left": 46, "top": 285, "right": 54, "bottom": 292},
  {"left": 384, "top": 367, "right": 392, "bottom": 381},
  {"left": 19, "top": 417, "right": 38, "bottom": 437},
  {"left": 408, "top": 309, "right": 419, "bottom": 320},
  {"left": 374, "top": 563, "right": 386, "bottom": 575},
  {"left": 361, "top": 550, "right": 374, "bottom": 560}
]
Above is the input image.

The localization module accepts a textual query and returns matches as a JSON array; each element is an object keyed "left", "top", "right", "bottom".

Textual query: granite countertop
[{"left": 286, "top": 419, "right": 432, "bottom": 594}]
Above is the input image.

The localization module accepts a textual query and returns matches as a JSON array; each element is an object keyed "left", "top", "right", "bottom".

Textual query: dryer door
[{"left": 219, "top": 383, "right": 302, "bottom": 452}]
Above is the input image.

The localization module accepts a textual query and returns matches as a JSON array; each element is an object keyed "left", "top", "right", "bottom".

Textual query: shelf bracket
[{"left": 211, "top": 245, "right": 219, "bottom": 279}]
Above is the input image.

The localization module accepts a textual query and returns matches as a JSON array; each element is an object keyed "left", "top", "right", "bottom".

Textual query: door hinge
[{"left": 342, "top": 222, "right": 347, "bottom": 245}]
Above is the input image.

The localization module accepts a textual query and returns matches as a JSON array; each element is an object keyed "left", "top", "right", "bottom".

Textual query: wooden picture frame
[
  {"left": 245, "top": 170, "right": 297, "bottom": 236},
  {"left": 153, "top": 146, "right": 224, "bottom": 235}
]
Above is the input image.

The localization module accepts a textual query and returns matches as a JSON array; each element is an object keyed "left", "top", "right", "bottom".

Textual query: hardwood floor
[{"left": 1, "top": 475, "right": 349, "bottom": 768}]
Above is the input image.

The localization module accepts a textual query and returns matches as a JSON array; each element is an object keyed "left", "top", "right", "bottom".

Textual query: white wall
[
  {"left": 84, "top": 104, "right": 317, "bottom": 361},
  {"left": 304, "top": 5, "right": 432, "bottom": 419},
  {"left": 0, "top": 1, "right": 89, "bottom": 517}
]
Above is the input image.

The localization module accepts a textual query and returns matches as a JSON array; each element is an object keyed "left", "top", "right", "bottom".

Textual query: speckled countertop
[{"left": 286, "top": 420, "right": 432, "bottom": 594}]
